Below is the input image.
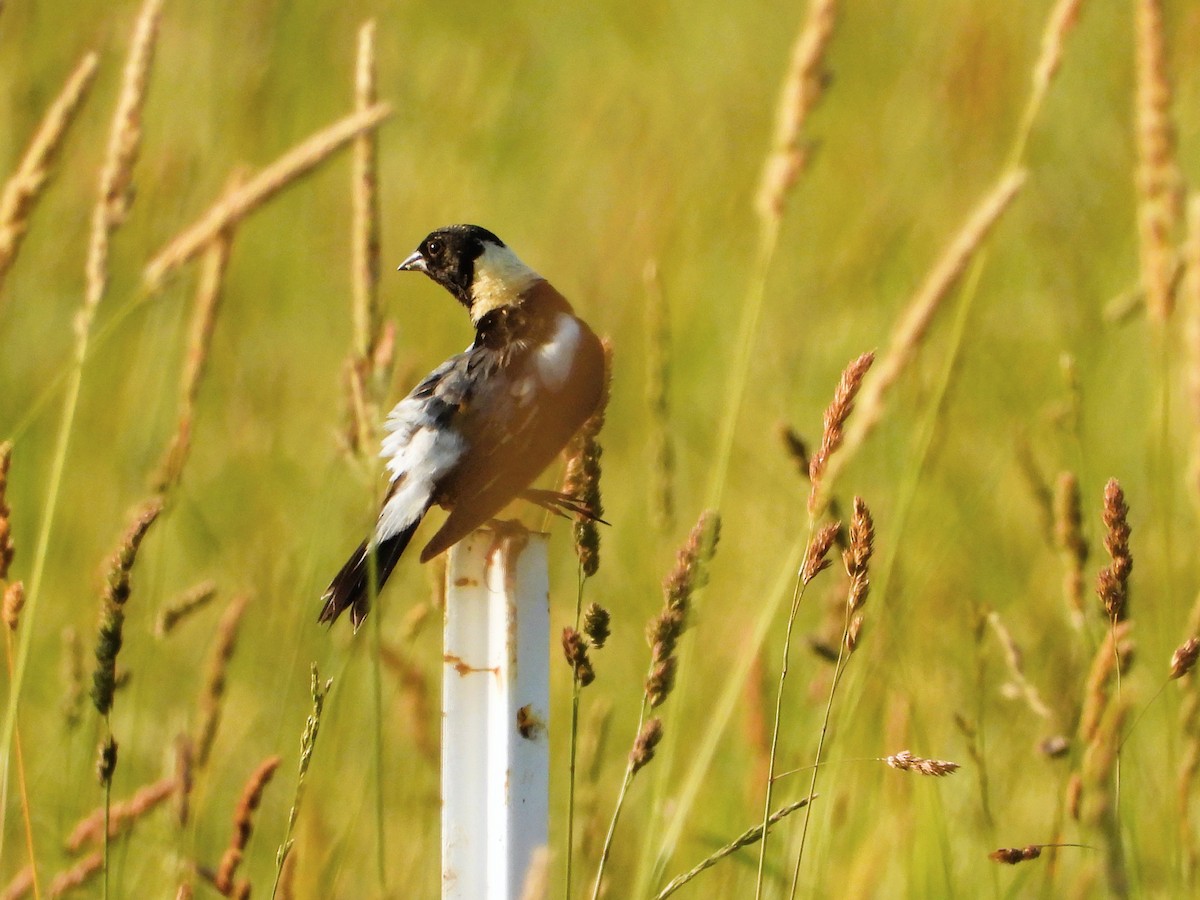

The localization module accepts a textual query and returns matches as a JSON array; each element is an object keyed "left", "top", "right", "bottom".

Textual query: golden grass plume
[
  {"left": 756, "top": 0, "right": 838, "bottom": 221},
  {"left": 214, "top": 755, "right": 282, "bottom": 896},
  {"left": 84, "top": 0, "right": 163, "bottom": 315},
  {"left": 145, "top": 102, "right": 392, "bottom": 290},
  {"left": 90, "top": 499, "right": 163, "bottom": 717},
  {"left": 1133, "top": 0, "right": 1182, "bottom": 322},
  {"left": 827, "top": 171, "right": 1026, "bottom": 497},
  {"left": 0, "top": 52, "right": 99, "bottom": 292},
  {"left": 66, "top": 775, "right": 176, "bottom": 851},
  {"left": 195, "top": 593, "right": 249, "bottom": 767}
]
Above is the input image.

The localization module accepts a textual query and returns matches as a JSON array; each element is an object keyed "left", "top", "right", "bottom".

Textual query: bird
[{"left": 319, "top": 224, "right": 606, "bottom": 630}]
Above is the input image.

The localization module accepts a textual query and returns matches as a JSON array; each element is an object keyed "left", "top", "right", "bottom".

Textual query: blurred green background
[{"left": 3, "top": 0, "right": 1200, "bottom": 896}]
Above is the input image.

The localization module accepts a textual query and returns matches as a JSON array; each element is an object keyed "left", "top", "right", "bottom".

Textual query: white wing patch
[
  {"left": 377, "top": 405, "right": 466, "bottom": 541},
  {"left": 534, "top": 313, "right": 582, "bottom": 391}
]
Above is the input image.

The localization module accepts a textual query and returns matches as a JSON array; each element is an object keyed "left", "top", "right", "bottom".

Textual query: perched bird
[{"left": 319, "top": 225, "right": 606, "bottom": 630}]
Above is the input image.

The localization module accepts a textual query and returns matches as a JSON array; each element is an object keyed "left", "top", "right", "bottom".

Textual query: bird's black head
[{"left": 398, "top": 224, "right": 505, "bottom": 308}]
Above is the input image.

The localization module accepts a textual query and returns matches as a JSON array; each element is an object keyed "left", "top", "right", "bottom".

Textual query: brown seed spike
[
  {"left": 1171, "top": 637, "right": 1200, "bottom": 680},
  {"left": 990, "top": 845, "right": 1042, "bottom": 865},
  {"left": 808, "top": 352, "right": 875, "bottom": 516},
  {"left": 885, "top": 749, "right": 960, "bottom": 777},
  {"left": 1096, "top": 479, "right": 1133, "bottom": 622},
  {"left": 561, "top": 627, "right": 595, "bottom": 687},
  {"left": 630, "top": 717, "right": 664, "bottom": 774},
  {"left": 802, "top": 522, "right": 841, "bottom": 585}
]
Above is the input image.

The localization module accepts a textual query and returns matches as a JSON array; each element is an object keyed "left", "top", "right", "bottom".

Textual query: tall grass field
[{"left": 2, "top": 0, "right": 1200, "bottom": 896}]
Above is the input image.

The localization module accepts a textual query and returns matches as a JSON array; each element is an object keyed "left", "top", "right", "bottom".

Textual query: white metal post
[{"left": 443, "top": 529, "right": 550, "bottom": 899}]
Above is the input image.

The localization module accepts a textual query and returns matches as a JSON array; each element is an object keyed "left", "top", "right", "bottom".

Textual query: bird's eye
[{"left": 426, "top": 239, "right": 444, "bottom": 258}]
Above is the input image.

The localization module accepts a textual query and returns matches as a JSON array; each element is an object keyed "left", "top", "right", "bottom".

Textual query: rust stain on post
[{"left": 443, "top": 652, "right": 497, "bottom": 678}]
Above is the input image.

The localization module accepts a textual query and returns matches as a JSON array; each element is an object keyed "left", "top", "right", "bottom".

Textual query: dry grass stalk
[
  {"left": 755, "top": 0, "right": 838, "bottom": 221},
  {"left": 274, "top": 664, "right": 332, "bottom": 892},
  {"left": 0, "top": 441, "right": 13, "bottom": 580},
  {"left": 1030, "top": 0, "right": 1084, "bottom": 102},
  {"left": 60, "top": 626, "right": 85, "bottom": 729},
  {"left": 1186, "top": 197, "right": 1200, "bottom": 496},
  {"left": 379, "top": 642, "right": 436, "bottom": 764},
  {"left": 195, "top": 593, "right": 249, "bottom": 767},
  {"left": 274, "top": 851, "right": 296, "bottom": 900},
  {"left": 0, "top": 866, "right": 33, "bottom": 900},
  {"left": 46, "top": 851, "right": 103, "bottom": 898},
  {"left": 742, "top": 650, "right": 771, "bottom": 808},
  {"left": 1008, "top": 0, "right": 1087, "bottom": 164},
  {"left": 144, "top": 102, "right": 392, "bottom": 290},
  {"left": 828, "top": 170, "right": 1026, "bottom": 496},
  {"left": 884, "top": 750, "right": 960, "bottom": 777},
  {"left": 518, "top": 846, "right": 550, "bottom": 900},
  {"left": 175, "top": 885, "right": 193, "bottom": 900},
  {"left": 66, "top": 775, "right": 176, "bottom": 851},
  {"left": 575, "top": 698, "right": 613, "bottom": 861},
  {"left": 1054, "top": 471, "right": 1088, "bottom": 624},
  {"left": 215, "top": 755, "right": 281, "bottom": 895},
  {"left": 84, "top": 0, "right": 163, "bottom": 317},
  {"left": 563, "top": 340, "right": 613, "bottom": 577},
  {"left": 1179, "top": 683, "right": 1200, "bottom": 878},
  {"left": 808, "top": 351, "right": 874, "bottom": 515},
  {"left": 346, "top": 19, "right": 384, "bottom": 456},
  {"left": 655, "top": 798, "right": 813, "bottom": 899},
  {"left": 91, "top": 499, "right": 163, "bottom": 717},
  {"left": 1171, "top": 637, "right": 1200, "bottom": 680},
  {"left": 0, "top": 52, "right": 100, "bottom": 292},
  {"left": 1096, "top": 479, "right": 1132, "bottom": 622},
  {"left": 175, "top": 734, "right": 194, "bottom": 826},
  {"left": 1078, "top": 620, "right": 1134, "bottom": 744},
  {"left": 1133, "top": 0, "right": 1182, "bottom": 322},
  {"left": 1080, "top": 700, "right": 1130, "bottom": 895},
  {"left": 1015, "top": 435, "right": 1055, "bottom": 545},
  {"left": 644, "top": 260, "right": 675, "bottom": 531},
  {"left": 155, "top": 580, "right": 219, "bottom": 637},
  {"left": 986, "top": 610, "right": 1053, "bottom": 720},
  {"left": 155, "top": 229, "right": 234, "bottom": 493}
]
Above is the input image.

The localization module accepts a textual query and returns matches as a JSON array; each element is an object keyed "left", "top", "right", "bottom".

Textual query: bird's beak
[{"left": 398, "top": 250, "right": 427, "bottom": 273}]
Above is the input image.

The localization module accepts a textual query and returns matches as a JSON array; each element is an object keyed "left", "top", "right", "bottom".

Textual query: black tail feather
[{"left": 318, "top": 521, "right": 420, "bottom": 631}]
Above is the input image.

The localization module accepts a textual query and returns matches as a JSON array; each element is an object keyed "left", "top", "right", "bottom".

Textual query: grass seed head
[
  {"left": 561, "top": 627, "right": 595, "bottom": 687},
  {"left": 91, "top": 499, "right": 162, "bottom": 716},
  {"left": 808, "top": 352, "right": 875, "bottom": 515},
  {"left": 630, "top": 717, "right": 664, "bottom": 775},
  {"left": 802, "top": 522, "right": 841, "bottom": 584},
  {"left": 96, "top": 735, "right": 118, "bottom": 786},
  {"left": 3, "top": 580, "right": 24, "bottom": 631},
  {"left": 1171, "top": 637, "right": 1200, "bottom": 680},
  {"left": 990, "top": 845, "right": 1042, "bottom": 865},
  {"left": 885, "top": 750, "right": 960, "bottom": 777},
  {"left": 583, "top": 602, "right": 611, "bottom": 649},
  {"left": 645, "top": 656, "right": 678, "bottom": 708},
  {"left": 1096, "top": 478, "right": 1132, "bottom": 622},
  {"left": 564, "top": 341, "right": 613, "bottom": 578}
]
